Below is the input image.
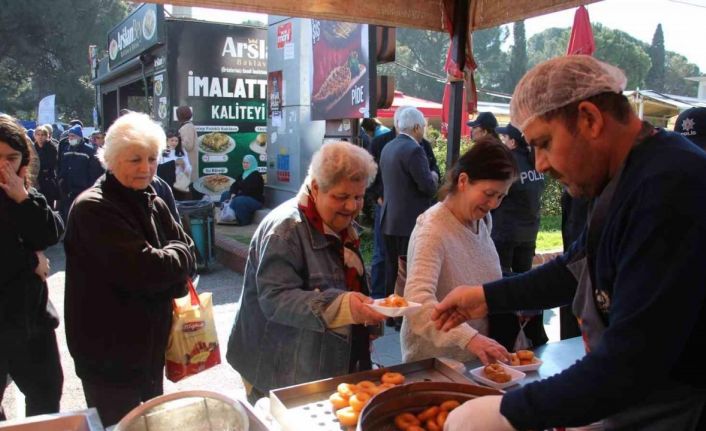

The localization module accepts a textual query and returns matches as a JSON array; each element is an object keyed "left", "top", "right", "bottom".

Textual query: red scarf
[{"left": 298, "top": 191, "right": 364, "bottom": 293}]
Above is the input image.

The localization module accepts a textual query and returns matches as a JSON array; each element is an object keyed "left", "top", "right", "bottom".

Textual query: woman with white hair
[
  {"left": 227, "top": 141, "right": 386, "bottom": 403},
  {"left": 63, "top": 112, "right": 196, "bottom": 426}
]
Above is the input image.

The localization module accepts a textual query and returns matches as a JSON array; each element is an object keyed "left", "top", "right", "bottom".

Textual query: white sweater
[{"left": 401, "top": 202, "right": 503, "bottom": 363}]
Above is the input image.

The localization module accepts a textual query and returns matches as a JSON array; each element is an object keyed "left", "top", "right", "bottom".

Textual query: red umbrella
[{"left": 566, "top": 5, "right": 595, "bottom": 56}]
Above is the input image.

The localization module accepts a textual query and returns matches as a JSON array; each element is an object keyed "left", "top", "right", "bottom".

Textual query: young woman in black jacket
[{"left": 0, "top": 114, "right": 64, "bottom": 420}]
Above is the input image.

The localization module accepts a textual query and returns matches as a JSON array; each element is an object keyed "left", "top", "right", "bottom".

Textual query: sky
[{"left": 174, "top": 0, "right": 706, "bottom": 72}]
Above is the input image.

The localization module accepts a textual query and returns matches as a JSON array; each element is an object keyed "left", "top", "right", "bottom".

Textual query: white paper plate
[
  {"left": 506, "top": 358, "right": 543, "bottom": 372},
  {"left": 469, "top": 364, "right": 525, "bottom": 390},
  {"left": 366, "top": 299, "right": 422, "bottom": 317}
]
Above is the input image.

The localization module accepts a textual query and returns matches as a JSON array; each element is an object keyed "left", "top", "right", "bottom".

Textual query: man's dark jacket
[{"left": 379, "top": 133, "right": 438, "bottom": 237}]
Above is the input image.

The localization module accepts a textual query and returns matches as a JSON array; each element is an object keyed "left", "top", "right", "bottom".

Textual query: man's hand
[
  {"left": 431, "top": 285, "right": 488, "bottom": 331},
  {"left": 466, "top": 334, "right": 510, "bottom": 365},
  {"left": 444, "top": 395, "right": 515, "bottom": 431},
  {"left": 35, "top": 251, "right": 50, "bottom": 281},
  {"left": 349, "top": 292, "right": 386, "bottom": 326}
]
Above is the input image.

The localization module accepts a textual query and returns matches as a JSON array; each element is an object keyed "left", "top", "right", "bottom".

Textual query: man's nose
[{"left": 534, "top": 150, "right": 550, "bottom": 173}]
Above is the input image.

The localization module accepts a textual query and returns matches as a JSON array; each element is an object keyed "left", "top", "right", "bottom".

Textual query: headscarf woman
[{"left": 219, "top": 154, "right": 264, "bottom": 225}]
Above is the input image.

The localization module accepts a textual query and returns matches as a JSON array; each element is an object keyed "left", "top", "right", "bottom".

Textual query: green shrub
[{"left": 540, "top": 175, "right": 562, "bottom": 216}]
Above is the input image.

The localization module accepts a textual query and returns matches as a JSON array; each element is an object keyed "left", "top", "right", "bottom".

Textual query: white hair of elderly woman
[
  {"left": 396, "top": 107, "right": 426, "bottom": 134},
  {"left": 100, "top": 112, "right": 166, "bottom": 171},
  {"left": 302, "top": 141, "right": 377, "bottom": 193},
  {"left": 510, "top": 55, "right": 627, "bottom": 131}
]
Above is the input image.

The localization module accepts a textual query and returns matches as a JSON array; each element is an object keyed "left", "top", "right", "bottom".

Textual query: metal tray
[{"left": 269, "top": 358, "right": 473, "bottom": 431}]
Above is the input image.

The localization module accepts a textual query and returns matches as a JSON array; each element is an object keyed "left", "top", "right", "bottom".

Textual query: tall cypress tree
[
  {"left": 506, "top": 20, "right": 528, "bottom": 94},
  {"left": 645, "top": 24, "right": 665, "bottom": 91}
]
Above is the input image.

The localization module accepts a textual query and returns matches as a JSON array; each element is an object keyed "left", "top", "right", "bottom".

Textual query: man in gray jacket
[{"left": 379, "top": 107, "right": 438, "bottom": 327}]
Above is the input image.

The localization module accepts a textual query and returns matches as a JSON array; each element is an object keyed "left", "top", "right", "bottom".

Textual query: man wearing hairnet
[{"left": 434, "top": 55, "right": 706, "bottom": 430}]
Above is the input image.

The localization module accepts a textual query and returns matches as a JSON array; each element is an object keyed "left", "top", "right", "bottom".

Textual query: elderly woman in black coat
[
  {"left": 0, "top": 114, "right": 64, "bottom": 420},
  {"left": 64, "top": 112, "right": 196, "bottom": 426}
]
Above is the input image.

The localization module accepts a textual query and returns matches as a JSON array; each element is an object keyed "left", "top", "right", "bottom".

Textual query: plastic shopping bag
[{"left": 165, "top": 278, "right": 221, "bottom": 382}]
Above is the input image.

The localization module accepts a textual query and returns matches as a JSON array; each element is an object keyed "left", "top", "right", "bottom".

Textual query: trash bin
[{"left": 176, "top": 200, "right": 215, "bottom": 270}]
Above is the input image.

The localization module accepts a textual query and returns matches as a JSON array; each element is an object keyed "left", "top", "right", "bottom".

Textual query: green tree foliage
[
  {"left": 645, "top": 24, "right": 665, "bottom": 91},
  {"left": 0, "top": 0, "right": 128, "bottom": 121},
  {"left": 472, "top": 27, "right": 510, "bottom": 98},
  {"left": 664, "top": 52, "right": 700, "bottom": 96},
  {"left": 527, "top": 24, "right": 651, "bottom": 90},
  {"left": 378, "top": 28, "right": 448, "bottom": 103},
  {"left": 505, "top": 21, "right": 528, "bottom": 94}
]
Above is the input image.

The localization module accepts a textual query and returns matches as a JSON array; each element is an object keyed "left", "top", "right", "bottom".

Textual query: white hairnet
[{"left": 510, "top": 55, "right": 627, "bottom": 131}]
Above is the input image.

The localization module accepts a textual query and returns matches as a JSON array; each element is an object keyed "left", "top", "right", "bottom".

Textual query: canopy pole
[{"left": 446, "top": 0, "right": 471, "bottom": 170}]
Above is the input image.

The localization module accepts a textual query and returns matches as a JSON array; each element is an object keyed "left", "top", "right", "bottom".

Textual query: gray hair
[
  {"left": 101, "top": 112, "right": 166, "bottom": 171},
  {"left": 396, "top": 107, "right": 426, "bottom": 134},
  {"left": 302, "top": 141, "right": 377, "bottom": 193},
  {"left": 393, "top": 105, "right": 413, "bottom": 129}
]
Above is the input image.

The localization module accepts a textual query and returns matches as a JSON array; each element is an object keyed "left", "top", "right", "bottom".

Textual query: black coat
[
  {"left": 491, "top": 147, "right": 546, "bottom": 243},
  {"left": 367, "top": 128, "right": 439, "bottom": 202},
  {"left": 0, "top": 188, "right": 63, "bottom": 336},
  {"left": 34, "top": 141, "right": 60, "bottom": 204},
  {"left": 64, "top": 173, "right": 196, "bottom": 384},
  {"left": 379, "top": 134, "right": 438, "bottom": 236},
  {"left": 228, "top": 171, "right": 265, "bottom": 203}
]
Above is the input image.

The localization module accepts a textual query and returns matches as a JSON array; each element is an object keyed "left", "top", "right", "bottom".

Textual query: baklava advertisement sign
[
  {"left": 310, "top": 20, "right": 369, "bottom": 121},
  {"left": 169, "top": 21, "right": 268, "bottom": 196}
]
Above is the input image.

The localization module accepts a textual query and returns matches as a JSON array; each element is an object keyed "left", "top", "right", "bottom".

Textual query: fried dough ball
[
  {"left": 336, "top": 406, "right": 359, "bottom": 427},
  {"left": 381, "top": 293, "right": 409, "bottom": 307},
  {"left": 329, "top": 392, "right": 349, "bottom": 410},
  {"left": 381, "top": 371, "right": 405, "bottom": 385},
  {"left": 394, "top": 412, "right": 421, "bottom": 430},
  {"left": 509, "top": 353, "right": 521, "bottom": 366},
  {"left": 517, "top": 350, "right": 534, "bottom": 361},
  {"left": 349, "top": 391, "right": 372, "bottom": 412},
  {"left": 426, "top": 418, "right": 441, "bottom": 431},
  {"left": 440, "top": 400, "right": 460, "bottom": 411},
  {"left": 484, "top": 363, "right": 512, "bottom": 383},
  {"left": 355, "top": 380, "right": 377, "bottom": 394},
  {"left": 417, "top": 406, "right": 440, "bottom": 421},
  {"left": 337, "top": 382, "right": 356, "bottom": 399}
]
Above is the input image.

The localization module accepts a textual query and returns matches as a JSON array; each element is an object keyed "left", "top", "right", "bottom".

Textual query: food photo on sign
[{"left": 310, "top": 20, "right": 369, "bottom": 120}]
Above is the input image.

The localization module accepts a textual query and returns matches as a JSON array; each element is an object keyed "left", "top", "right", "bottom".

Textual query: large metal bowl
[
  {"left": 113, "top": 390, "right": 249, "bottom": 431},
  {"left": 357, "top": 381, "right": 502, "bottom": 431}
]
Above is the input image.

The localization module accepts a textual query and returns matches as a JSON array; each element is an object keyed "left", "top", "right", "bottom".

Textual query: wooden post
[{"left": 446, "top": 0, "right": 470, "bottom": 170}]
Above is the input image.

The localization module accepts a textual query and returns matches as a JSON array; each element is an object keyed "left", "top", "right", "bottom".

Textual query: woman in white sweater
[{"left": 401, "top": 137, "right": 517, "bottom": 364}]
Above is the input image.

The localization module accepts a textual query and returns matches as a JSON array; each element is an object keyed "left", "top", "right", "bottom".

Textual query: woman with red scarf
[{"left": 226, "top": 141, "right": 386, "bottom": 404}]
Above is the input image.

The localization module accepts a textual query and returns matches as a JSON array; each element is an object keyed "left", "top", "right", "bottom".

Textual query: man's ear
[
  {"left": 311, "top": 179, "right": 319, "bottom": 198},
  {"left": 576, "top": 101, "right": 604, "bottom": 139}
]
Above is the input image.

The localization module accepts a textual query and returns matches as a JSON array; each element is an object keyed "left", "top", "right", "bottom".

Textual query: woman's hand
[
  {"left": 0, "top": 164, "right": 29, "bottom": 203},
  {"left": 35, "top": 251, "right": 50, "bottom": 281},
  {"left": 349, "top": 292, "right": 386, "bottom": 326},
  {"left": 466, "top": 334, "right": 510, "bottom": 365}
]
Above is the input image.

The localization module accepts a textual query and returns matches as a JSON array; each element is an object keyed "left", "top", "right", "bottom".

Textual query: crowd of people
[{"left": 3, "top": 54, "right": 706, "bottom": 430}]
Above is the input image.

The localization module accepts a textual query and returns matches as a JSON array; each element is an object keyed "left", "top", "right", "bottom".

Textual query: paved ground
[{"left": 2, "top": 239, "right": 560, "bottom": 424}]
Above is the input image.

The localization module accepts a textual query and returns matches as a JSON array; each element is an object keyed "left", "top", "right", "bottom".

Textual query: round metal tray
[{"left": 357, "top": 381, "right": 501, "bottom": 431}]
